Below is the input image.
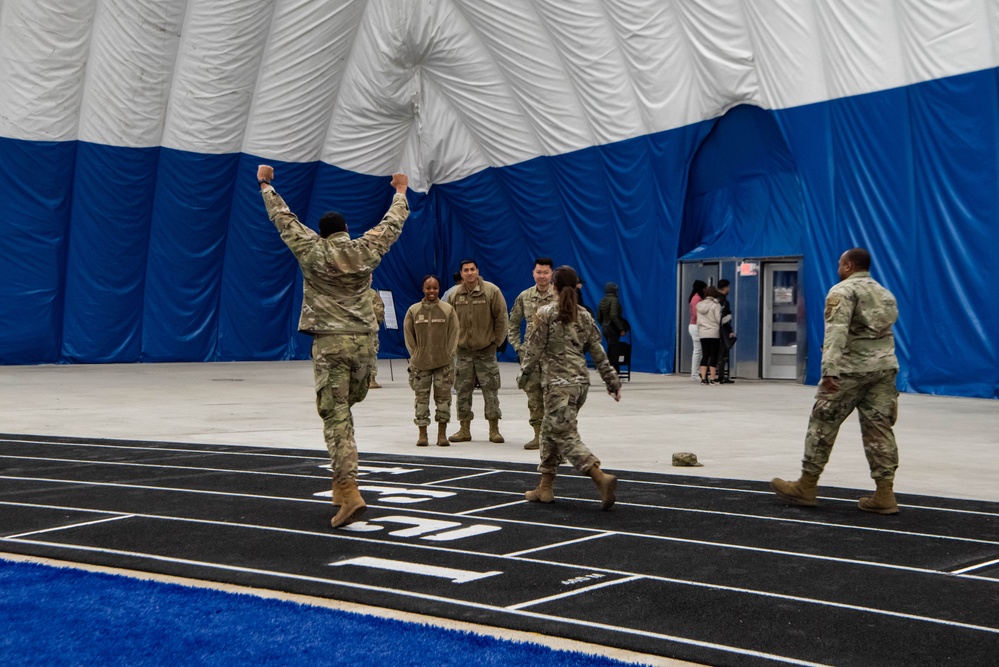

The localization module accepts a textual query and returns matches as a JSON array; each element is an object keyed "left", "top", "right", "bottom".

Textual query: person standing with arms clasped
[
  {"left": 257, "top": 165, "right": 409, "bottom": 529},
  {"left": 772, "top": 248, "right": 902, "bottom": 515},
  {"left": 688, "top": 280, "right": 707, "bottom": 380},
  {"left": 446, "top": 259, "right": 508, "bottom": 443},
  {"left": 597, "top": 282, "right": 628, "bottom": 372},
  {"left": 508, "top": 257, "right": 556, "bottom": 450},
  {"left": 696, "top": 285, "right": 723, "bottom": 385},
  {"left": 368, "top": 275, "right": 385, "bottom": 388},
  {"left": 404, "top": 275, "right": 459, "bottom": 447},
  {"left": 518, "top": 265, "right": 622, "bottom": 510}
]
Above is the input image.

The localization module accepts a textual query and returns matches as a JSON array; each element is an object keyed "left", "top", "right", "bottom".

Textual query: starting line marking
[{"left": 329, "top": 556, "right": 501, "bottom": 583}]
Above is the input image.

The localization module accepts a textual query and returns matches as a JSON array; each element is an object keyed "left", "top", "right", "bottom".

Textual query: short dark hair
[
  {"left": 319, "top": 211, "right": 347, "bottom": 238},
  {"left": 452, "top": 271, "right": 462, "bottom": 284},
  {"left": 421, "top": 274, "right": 441, "bottom": 289},
  {"left": 844, "top": 248, "right": 871, "bottom": 271},
  {"left": 534, "top": 257, "right": 554, "bottom": 269},
  {"left": 718, "top": 279, "right": 730, "bottom": 289},
  {"left": 459, "top": 258, "right": 477, "bottom": 271}
]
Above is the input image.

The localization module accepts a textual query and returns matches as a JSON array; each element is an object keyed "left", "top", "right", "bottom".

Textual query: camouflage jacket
[
  {"left": 821, "top": 271, "right": 899, "bottom": 376},
  {"left": 262, "top": 188, "right": 408, "bottom": 334},
  {"left": 369, "top": 288, "right": 386, "bottom": 325},
  {"left": 447, "top": 277, "right": 508, "bottom": 351},
  {"left": 520, "top": 303, "right": 621, "bottom": 393},
  {"left": 508, "top": 285, "right": 556, "bottom": 354}
]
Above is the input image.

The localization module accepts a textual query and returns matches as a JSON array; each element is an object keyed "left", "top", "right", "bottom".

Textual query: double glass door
[{"left": 762, "top": 263, "right": 799, "bottom": 379}]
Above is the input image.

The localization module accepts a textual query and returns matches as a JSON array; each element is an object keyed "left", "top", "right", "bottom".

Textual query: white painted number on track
[{"left": 329, "top": 556, "right": 501, "bottom": 583}]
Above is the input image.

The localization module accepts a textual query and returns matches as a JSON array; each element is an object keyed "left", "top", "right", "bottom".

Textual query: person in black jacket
[
  {"left": 597, "top": 282, "right": 629, "bottom": 372},
  {"left": 717, "top": 279, "right": 736, "bottom": 383}
]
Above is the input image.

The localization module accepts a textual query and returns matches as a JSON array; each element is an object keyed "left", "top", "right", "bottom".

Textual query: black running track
[{"left": 2, "top": 434, "right": 998, "bottom": 667}]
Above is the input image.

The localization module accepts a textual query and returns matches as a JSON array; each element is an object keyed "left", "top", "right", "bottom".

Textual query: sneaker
[
  {"left": 700, "top": 378, "right": 709, "bottom": 386},
  {"left": 709, "top": 378, "right": 719, "bottom": 385}
]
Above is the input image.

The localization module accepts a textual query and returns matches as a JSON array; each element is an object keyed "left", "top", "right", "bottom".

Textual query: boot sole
[
  {"left": 858, "top": 499, "right": 899, "bottom": 515},
  {"left": 330, "top": 504, "right": 366, "bottom": 529}
]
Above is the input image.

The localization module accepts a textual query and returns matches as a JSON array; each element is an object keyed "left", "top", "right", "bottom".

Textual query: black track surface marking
[{"left": 2, "top": 433, "right": 998, "bottom": 667}]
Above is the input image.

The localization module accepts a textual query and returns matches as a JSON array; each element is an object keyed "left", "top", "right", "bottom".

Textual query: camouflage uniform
[
  {"left": 803, "top": 271, "right": 900, "bottom": 481},
  {"left": 404, "top": 299, "right": 459, "bottom": 426},
  {"left": 447, "top": 278, "right": 508, "bottom": 422},
  {"left": 262, "top": 186, "right": 408, "bottom": 482},
  {"left": 509, "top": 285, "right": 556, "bottom": 428},
  {"left": 369, "top": 288, "right": 385, "bottom": 384},
  {"left": 519, "top": 303, "right": 621, "bottom": 476}
]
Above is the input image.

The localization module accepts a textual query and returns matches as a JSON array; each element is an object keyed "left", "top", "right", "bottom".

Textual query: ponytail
[{"left": 553, "top": 266, "right": 580, "bottom": 325}]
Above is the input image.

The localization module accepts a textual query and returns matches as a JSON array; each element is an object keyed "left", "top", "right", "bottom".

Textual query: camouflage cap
[{"left": 672, "top": 452, "right": 703, "bottom": 467}]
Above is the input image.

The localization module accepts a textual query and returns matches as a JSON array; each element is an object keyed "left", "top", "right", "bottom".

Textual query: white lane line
[
  {"left": 6, "top": 514, "right": 135, "bottom": 540},
  {"left": 0, "top": 538, "right": 833, "bottom": 666},
  {"left": 5, "top": 437, "right": 997, "bottom": 518},
  {"left": 0, "top": 455, "right": 326, "bottom": 480},
  {"left": 505, "top": 533, "right": 615, "bottom": 557},
  {"left": 454, "top": 499, "right": 528, "bottom": 515},
  {"left": 506, "top": 575, "right": 643, "bottom": 610},
  {"left": 3, "top": 504, "right": 999, "bottom": 635},
  {"left": 3, "top": 484, "right": 998, "bottom": 582},
  {"left": 426, "top": 470, "right": 502, "bottom": 485},
  {"left": 951, "top": 557, "right": 999, "bottom": 575}
]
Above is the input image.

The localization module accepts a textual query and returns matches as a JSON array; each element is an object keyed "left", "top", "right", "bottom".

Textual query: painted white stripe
[
  {"left": 2, "top": 502, "right": 998, "bottom": 634},
  {"left": 427, "top": 470, "right": 502, "bottom": 485},
  {"left": 951, "top": 558, "right": 999, "bottom": 575},
  {"left": 0, "top": 538, "right": 832, "bottom": 666},
  {"left": 3, "top": 478, "right": 998, "bottom": 581},
  {"left": 455, "top": 499, "right": 528, "bottom": 515},
  {"left": 506, "top": 575, "right": 643, "bottom": 610},
  {"left": 5, "top": 534, "right": 997, "bottom": 663},
  {"left": 5, "top": 515, "right": 135, "bottom": 540},
  {"left": 0, "top": 455, "right": 325, "bottom": 481},
  {"left": 329, "top": 556, "right": 501, "bottom": 584},
  {"left": 505, "top": 533, "right": 615, "bottom": 558},
  {"left": 6, "top": 436, "right": 997, "bottom": 520}
]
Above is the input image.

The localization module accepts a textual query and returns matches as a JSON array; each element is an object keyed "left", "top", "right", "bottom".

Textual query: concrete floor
[{"left": 2, "top": 359, "right": 997, "bottom": 503}]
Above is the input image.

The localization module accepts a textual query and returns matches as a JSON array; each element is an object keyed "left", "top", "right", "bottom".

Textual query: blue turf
[{"left": 0, "top": 559, "right": 648, "bottom": 666}]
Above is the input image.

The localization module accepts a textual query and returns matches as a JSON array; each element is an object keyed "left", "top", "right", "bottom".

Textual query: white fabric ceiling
[{"left": 0, "top": 0, "right": 996, "bottom": 191}]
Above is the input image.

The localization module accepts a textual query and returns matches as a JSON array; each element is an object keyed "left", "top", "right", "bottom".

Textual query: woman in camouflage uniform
[{"left": 518, "top": 265, "right": 622, "bottom": 510}]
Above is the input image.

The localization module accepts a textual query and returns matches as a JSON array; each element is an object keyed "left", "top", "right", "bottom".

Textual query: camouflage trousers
[
  {"left": 538, "top": 384, "right": 600, "bottom": 476},
  {"left": 802, "top": 368, "right": 899, "bottom": 481},
  {"left": 454, "top": 346, "right": 502, "bottom": 422},
  {"left": 370, "top": 334, "right": 380, "bottom": 381},
  {"left": 312, "top": 333, "right": 376, "bottom": 483},
  {"left": 521, "top": 367, "right": 544, "bottom": 428},
  {"left": 408, "top": 363, "right": 455, "bottom": 426}
]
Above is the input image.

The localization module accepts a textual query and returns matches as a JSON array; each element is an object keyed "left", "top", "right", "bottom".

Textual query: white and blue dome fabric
[{"left": 1, "top": 0, "right": 996, "bottom": 398}]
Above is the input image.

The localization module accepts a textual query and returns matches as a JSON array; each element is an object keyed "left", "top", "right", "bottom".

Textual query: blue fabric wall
[{"left": 1, "top": 68, "right": 996, "bottom": 398}]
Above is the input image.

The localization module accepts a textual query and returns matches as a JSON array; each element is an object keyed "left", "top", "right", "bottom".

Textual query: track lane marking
[
  {"left": 505, "top": 532, "right": 614, "bottom": 557},
  {"left": 3, "top": 534, "right": 997, "bottom": 644},
  {"left": 0, "top": 539, "right": 834, "bottom": 667},
  {"left": 506, "top": 575, "right": 643, "bottom": 610},
  {"left": 3, "top": 481, "right": 999, "bottom": 579},
  {"left": 951, "top": 557, "right": 999, "bottom": 575},
  {"left": 6, "top": 514, "right": 135, "bottom": 540},
  {"left": 426, "top": 470, "right": 502, "bottom": 485},
  {"left": 4, "top": 437, "right": 997, "bottom": 519}
]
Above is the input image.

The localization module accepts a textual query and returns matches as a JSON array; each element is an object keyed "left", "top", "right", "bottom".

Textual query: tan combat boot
[
  {"left": 332, "top": 481, "right": 343, "bottom": 509},
  {"left": 368, "top": 375, "right": 381, "bottom": 389},
  {"left": 436, "top": 423, "right": 449, "bottom": 447},
  {"left": 858, "top": 479, "right": 899, "bottom": 515},
  {"left": 523, "top": 424, "right": 541, "bottom": 450},
  {"left": 525, "top": 473, "right": 555, "bottom": 503},
  {"left": 449, "top": 420, "right": 472, "bottom": 442},
  {"left": 771, "top": 472, "right": 820, "bottom": 506},
  {"left": 416, "top": 425, "right": 429, "bottom": 447},
  {"left": 330, "top": 479, "right": 366, "bottom": 528},
  {"left": 488, "top": 419, "right": 505, "bottom": 443},
  {"left": 587, "top": 465, "right": 617, "bottom": 510}
]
